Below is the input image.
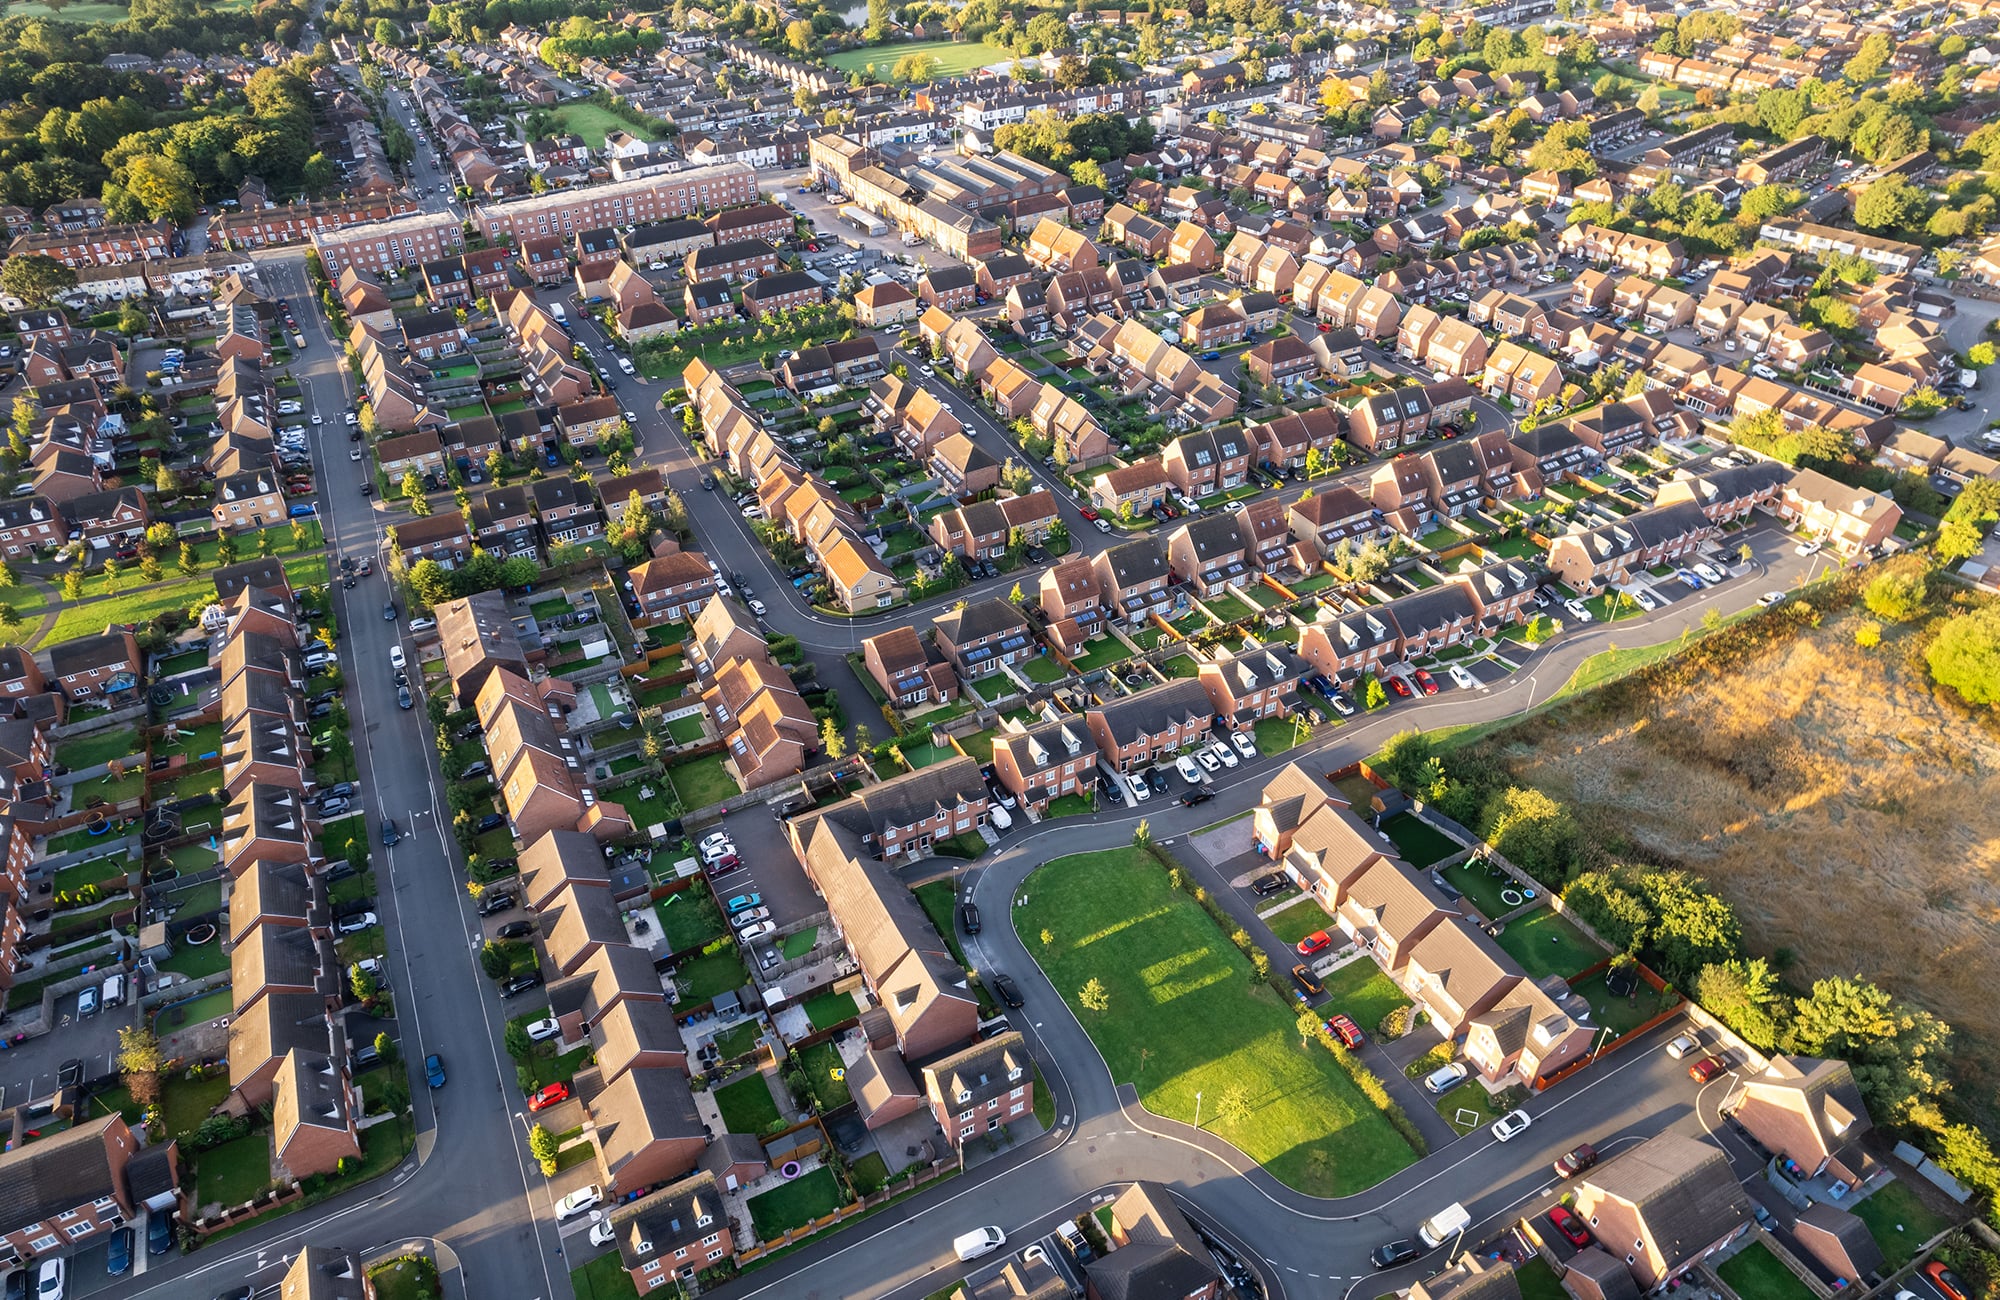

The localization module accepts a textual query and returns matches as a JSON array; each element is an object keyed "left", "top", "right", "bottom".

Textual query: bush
[
  {"left": 188, "top": 1113, "right": 251, "bottom": 1153},
  {"left": 1377, "top": 1005, "right": 1413, "bottom": 1040}
]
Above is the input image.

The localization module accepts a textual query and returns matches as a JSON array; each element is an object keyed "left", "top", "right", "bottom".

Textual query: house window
[
  {"left": 701, "top": 1233, "right": 720, "bottom": 1246},
  {"left": 960, "top": 1124, "right": 975, "bottom": 1139},
  {"left": 28, "top": 1236, "right": 56, "bottom": 1253},
  {"left": 644, "top": 1261, "right": 663, "bottom": 1273},
  {"left": 707, "top": 1248, "right": 726, "bottom": 1262},
  {"left": 1011, "top": 1086, "right": 1025, "bottom": 1099},
  {"left": 64, "top": 1223, "right": 93, "bottom": 1240}
]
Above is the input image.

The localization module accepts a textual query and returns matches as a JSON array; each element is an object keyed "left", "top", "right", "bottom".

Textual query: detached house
[
  {"left": 933, "top": 599, "right": 1038, "bottom": 681},
  {"left": 861, "top": 626, "right": 957, "bottom": 710}
]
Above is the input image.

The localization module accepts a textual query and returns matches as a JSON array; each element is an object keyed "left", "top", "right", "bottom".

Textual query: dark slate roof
[
  {"left": 1091, "top": 1181, "right": 1224, "bottom": 1300},
  {"left": 815, "top": 755, "right": 988, "bottom": 838},
  {"left": 934, "top": 597, "right": 1030, "bottom": 647},
  {"left": 1102, "top": 536, "right": 1171, "bottom": 589},
  {"left": 0, "top": 1116, "right": 122, "bottom": 1229},
  {"left": 1583, "top": 1134, "right": 1750, "bottom": 1269},
  {"left": 1090, "top": 679, "right": 1212, "bottom": 748}
]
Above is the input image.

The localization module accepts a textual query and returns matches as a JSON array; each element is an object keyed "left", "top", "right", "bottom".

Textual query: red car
[
  {"left": 1326, "top": 1014, "right": 1365, "bottom": 1048},
  {"left": 527, "top": 1082, "right": 571, "bottom": 1112},
  {"left": 1316, "top": 322, "right": 1334, "bottom": 332},
  {"left": 706, "top": 854, "right": 742, "bottom": 877},
  {"left": 1924, "top": 1262, "right": 1969, "bottom": 1300},
  {"left": 1687, "top": 1055, "right": 1728, "bottom": 1083},
  {"left": 1079, "top": 506, "right": 1100, "bottom": 521},
  {"left": 1546, "top": 1204, "right": 1591, "bottom": 1249},
  {"left": 1412, "top": 669, "right": 1438, "bottom": 696},
  {"left": 1296, "top": 930, "right": 1333, "bottom": 956},
  {"left": 1386, "top": 675, "right": 1413, "bottom": 698},
  {"left": 1552, "top": 1142, "right": 1599, "bottom": 1179}
]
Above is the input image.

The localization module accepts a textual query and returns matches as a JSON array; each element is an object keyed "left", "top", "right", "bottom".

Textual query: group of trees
[{"left": 991, "top": 109, "right": 1155, "bottom": 170}]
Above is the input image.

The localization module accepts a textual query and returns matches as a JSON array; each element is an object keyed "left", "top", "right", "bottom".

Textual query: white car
[
  {"left": 34, "top": 1259, "right": 62, "bottom": 1300},
  {"left": 739, "top": 920, "right": 777, "bottom": 942},
  {"left": 350, "top": 448, "right": 362, "bottom": 461},
  {"left": 345, "top": 412, "right": 358, "bottom": 425},
  {"left": 555, "top": 1186, "right": 603, "bottom": 1221},
  {"left": 589, "top": 1219, "right": 617, "bottom": 1247},
  {"left": 699, "top": 832, "right": 732, "bottom": 855},
  {"left": 1664, "top": 1032, "right": 1701, "bottom": 1059},
  {"left": 989, "top": 802, "right": 1013, "bottom": 830},
  {"left": 1490, "top": 1109, "right": 1533, "bottom": 1142},
  {"left": 526, "top": 1018, "right": 563, "bottom": 1042},
  {"left": 334, "top": 911, "right": 378, "bottom": 934},
  {"left": 1692, "top": 562, "right": 1726, "bottom": 584},
  {"left": 700, "top": 839, "right": 736, "bottom": 864},
  {"left": 1794, "top": 539, "right": 1822, "bottom": 556},
  {"left": 1723, "top": 340, "right": 1737, "bottom": 352},
  {"left": 748, "top": 598, "right": 768, "bottom": 618},
  {"left": 1562, "top": 598, "right": 1593, "bottom": 623},
  {"left": 920, "top": 364, "right": 935, "bottom": 377},
  {"left": 409, "top": 616, "right": 436, "bottom": 633},
  {"left": 1228, "top": 730, "right": 1257, "bottom": 760},
  {"left": 1194, "top": 747, "right": 1221, "bottom": 774},
  {"left": 714, "top": 580, "right": 734, "bottom": 599},
  {"left": 1124, "top": 772, "right": 1151, "bottom": 803},
  {"left": 1448, "top": 664, "right": 1477, "bottom": 690},
  {"left": 1208, "top": 741, "right": 1238, "bottom": 769},
  {"left": 388, "top": 645, "right": 406, "bottom": 670},
  {"left": 741, "top": 505, "right": 764, "bottom": 520},
  {"left": 1175, "top": 755, "right": 1204, "bottom": 785},
  {"left": 1757, "top": 591, "right": 1786, "bottom": 607},
  {"left": 311, "top": 413, "right": 323, "bottom": 425},
  {"left": 1422, "top": 1062, "right": 1470, "bottom": 1093},
  {"left": 1630, "top": 588, "right": 1657, "bottom": 611}
]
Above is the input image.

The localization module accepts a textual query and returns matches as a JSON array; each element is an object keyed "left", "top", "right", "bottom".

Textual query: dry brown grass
[{"left": 1470, "top": 597, "right": 2000, "bottom": 1100}]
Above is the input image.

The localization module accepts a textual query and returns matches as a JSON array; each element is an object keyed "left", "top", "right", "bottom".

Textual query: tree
[
  {"left": 1078, "top": 977, "right": 1111, "bottom": 1012},
  {"left": 1853, "top": 175, "right": 1927, "bottom": 232},
  {"left": 400, "top": 471, "right": 432, "bottom": 516},
  {"left": 528, "top": 1123, "right": 560, "bottom": 1176},
  {"left": 118, "top": 1025, "right": 166, "bottom": 1103},
  {"left": 374, "top": 1031, "right": 399, "bottom": 1065},
  {"left": 1636, "top": 84, "right": 1662, "bottom": 116},
  {"left": 178, "top": 541, "right": 198, "bottom": 576},
  {"left": 1785, "top": 975, "right": 1951, "bottom": 1130},
  {"left": 61, "top": 568, "right": 83, "bottom": 601},
  {"left": 1304, "top": 446, "right": 1326, "bottom": 480},
  {"left": 1863, "top": 567, "right": 1928, "bottom": 622},
  {"left": 1132, "top": 818, "right": 1151, "bottom": 849},
  {"left": 119, "top": 154, "right": 200, "bottom": 223},
  {"left": 1070, "top": 158, "right": 1109, "bottom": 190},
  {"left": 1363, "top": 676, "right": 1388, "bottom": 710},
  {"left": 1971, "top": 342, "right": 1998, "bottom": 369},
  {"left": 1844, "top": 31, "right": 1892, "bottom": 83},
  {"left": 820, "top": 715, "right": 847, "bottom": 760},
  {"left": 1695, "top": 958, "right": 1783, "bottom": 1050},
  {"left": 784, "top": 18, "right": 816, "bottom": 54},
  {"left": 1481, "top": 786, "right": 1581, "bottom": 887},
  {"left": 0, "top": 254, "right": 76, "bottom": 307},
  {"left": 1214, "top": 1083, "right": 1252, "bottom": 1128},
  {"left": 1927, "top": 606, "right": 2000, "bottom": 706},
  {"left": 1938, "top": 519, "right": 1984, "bottom": 563},
  {"left": 1296, "top": 1008, "right": 1323, "bottom": 1049}
]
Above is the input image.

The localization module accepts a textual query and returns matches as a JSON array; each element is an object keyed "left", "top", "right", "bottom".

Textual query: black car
[
  {"left": 478, "top": 892, "right": 516, "bottom": 917},
  {"left": 496, "top": 920, "right": 534, "bottom": 940},
  {"left": 476, "top": 812, "right": 508, "bottom": 833},
  {"left": 959, "top": 902, "right": 981, "bottom": 934},
  {"left": 383, "top": 602, "right": 396, "bottom": 620},
  {"left": 499, "top": 973, "right": 543, "bottom": 998},
  {"left": 148, "top": 1208, "right": 175, "bottom": 1256},
  {"left": 991, "top": 973, "right": 1024, "bottom": 1008},
  {"left": 458, "top": 760, "right": 491, "bottom": 780},
  {"left": 1370, "top": 1240, "right": 1419, "bottom": 1271},
  {"left": 58, "top": 1058, "right": 83, "bottom": 1088},
  {"left": 1251, "top": 872, "right": 1290, "bottom": 897},
  {"left": 1180, "top": 788, "right": 1214, "bottom": 807},
  {"left": 380, "top": 817, "right": 401, "bottom": 846},
  {"left": 396, "top": 685, "right": 412, "bottom": 710},
  {"left": 1146, "top": 767, "right": 1170, "bottom": 793}
]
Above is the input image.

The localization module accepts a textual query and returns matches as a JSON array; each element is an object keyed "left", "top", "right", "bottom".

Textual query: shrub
[{"left": 1377, "top": 1005, "right": 1413, "bottom": 1040}]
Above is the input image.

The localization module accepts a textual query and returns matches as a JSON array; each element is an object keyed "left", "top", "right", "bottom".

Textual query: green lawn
[
  {"left": 1015, "top": 849, "right": 1417, "bottom": 1196},
  {"left": 1066, "top": 637, "right": 1131, "bottom": 673},
  {"left": 569, "top": 1252, "right": 642, "bottom": 1300},
  {"left": 1442, "top": 857, "right": 1531, "bottom": 919},
  {"left": 667, "top": 754, "right": 739, "bottom": 809},
  {"left": 781, "top": 926, "right": 817, "bottom": 959},
  {"left": 674, "top": 947, "right": 748, "bottom": 1004},
  {"left": 712, "top": 1019, "right": 762, "bottom": 1062},
  {"left": 822, "top": 38, "right": 1012, "bottom": 78},
  {"left": 1254, "top": 717, "right": 1309, "bottom": 755},
  {"left": 1495, "top": 909, "right": 1602, "bottom": 981},
  {"left": 1433, "top": 1079, "right": 1508, "bottom": 1135},
  {"left": 1019, "top": 655, "right": 1066, "bottom": 684},
  {"left": 367, "top": 1255, "right": 442, "bottom": 1300},
  {"left": 1379, "top": 813, "right": 1460, "bottom": 868},
  {"left": 1715, "top": 1242, "right": 1814, "bottom": 1300},
  {"left": 1514, "top": 1256, "right": 1570, "bottom": 1300},
  {"left": 664, "top": 713, "right": 706, "bottom": 744},
  {"left": 655, "top": 889, "right": 727, "bottom": 954},
  {"left": 43, "top": 576, "right": 221, "bottom": 645},
  {"left": 1319, "top": 960, "right": 1412, "bottom": 1034},
  {"left": 0, "top": 0, "right": 135, "bottom": 22},
  {"left": 957, "top": 728, "right": 1000, "bottom": 764},
  {"left": 803, "top": 989, "right": 859, "bottom": 1030},
  {"left": 196, "top": 1134, "right": 272, "bottom": 1208},
  {"left": 159, "top": 940, "right": 229, "bottom": 979},
  {"left": 746, "top": 1165, "right": 846, "bottom": 1237},
  {"left": 794, "top": 1041, "right": 850, "bottom": 1112},
  {"left": 714, "top": 1073, "right": 782, "bottom": 1134},
  {"left": 1046, "top": 793, "right": 1094, "bottom": 818},
  {"left": 1853, "top": 1180, "right": 1957, "bottom": 1268},
  {"left": 54, "top": 728, "right": 142, "bottom": 770},
  {"left": 1263, "top": 900, "right": 1333, "bottom": 947},
  {"left": 1570, "top": 969, "right": 1678, "bottom": 1037}
]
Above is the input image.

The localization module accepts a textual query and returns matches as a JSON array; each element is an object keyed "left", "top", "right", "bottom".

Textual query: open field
[
  {"left": 1460, "top": 596, "right": 2000, "bottom": 1102},
  {"left": 1, "top": 0, "right": 134, "bottom": 20},
  {"left": 822, "top": 39, "right": 1011, "bottom": 78},
  {"left": 1015, "top": 848, "right": 1416, "bottom": 1196},
  {"left": 551, "top": 102, "right": 663, "bottom": 146}
]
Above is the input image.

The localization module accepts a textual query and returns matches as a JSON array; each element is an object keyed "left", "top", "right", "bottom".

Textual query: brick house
[
  {"left": 0, "top": 1116, "right": 162, "bottom": 1269},
  {"left": 1199, "top": 643, "right": 1310, "bottom": 727},
  {"left": 740, "top": 271, "right": 822, "bottom": 318},
  {"left": 1085, "top": 678, "right": 1213, "bottom": 773},
  {"left": 1568, "top": 1136, "right": 1751, "bottom": 1292},
  {"left": 1091, "top": 536, "right": 1174, "bottom": 628},
  {"left": 605, "top": 1172, "right": 733, "bottom": 1290},
  {"left": 933, "top": 599, "right": 1037, "bottom": 680},
  {"left": 627, "top": 552, "right": 716, "bottom": 625},
  {"left": 48, "top": 629, "right": 141, "bottom": 700},
  {"left": 922, "top": 1032, "right": 1034, "bottom": 1149},
  {"left": 861, "top": 626, "right": 958, "bottom": 709},
  {"left": 1038, "top": 558, "right": 1105, "bottom": 654},
  {"left": 1547, "top": 500, "right": 1714, "bottom": 593},
  {"left": 991, "top": 715, "right": 1098, "bottom": 809}
]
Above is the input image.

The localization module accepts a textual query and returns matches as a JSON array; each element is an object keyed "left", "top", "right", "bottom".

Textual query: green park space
[
  {"left": 823, "top": 38, "right": 1011, "bottom": 79},
  {"left": 1016, "top": 848, "right": 1416, "bottom": 1196},
  {"left": 553, "top": 102, "right": 665, "bottom": 145}
]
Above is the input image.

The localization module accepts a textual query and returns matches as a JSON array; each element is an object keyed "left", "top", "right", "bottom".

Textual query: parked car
[
  {"left": 1552, "top": 1142, "right": 1599, "bottom": 1179},
  {"left": 1422, "top": 1062, "right": 1470, "bottom": 1093},
  {"left": 1563, "top": 598, "right": 1593, "bottom": 623},
  {"left": 334, "top": 911, "right": 378, "bottom": 934},
  {"left": 499, "top": 973, "right": 543, "bottom": 998},
  {"left": 1295, "top": 930, "right": 1333, "bottom": 956},
  {"left": 739, "top": 920, "right": 777, "bottom": 942},
  {"left": 1207, "top": 741, "right": 1238, "bottom": 769},
  {"left": 1326, "top": 1014, "right": 1364, "bottom": 1048},
  {"left": 1175, "top": 755, "right": 1204, "bottom": 785},
  {"left": 1289, "top": 964, "right": 1324, "bottom": 997},
  {"left": 1386, "top": 675, "right": 1413, "bottom": 698},
  {"left": 528, "top": 1082, "right": 572, "bottom": 1113},
  {"left": 725, "top": 893, "right": 762, "bottom": 914},
  {"left": 495, "top": 920, "right": 534, "bottom": 940},
  {"left": 729, "top": 906, "right": 770, "bottom": 927},
  {"left": 409, "top": 616, "right": 436, "bottom": 632},
  {"left": 1490, "top": 1109, "right": 1532, "bottom": 1141},
  {"left": 1448, "top": 665, "right": 1477, "bottom": 690},
  {"left": 381, "top": 817, "right": 401, "bottom": 846},
  {"left": 1412, "top": 669, "right": 1438, "bottom": 696},
  {"left": 1924, "top": 1262, "right": 1970, "bottom": 1300},
  {"left": 1252, "top": 872, "right": 1290, "bottom": 897},
  {"left": 477, "top": 892, "right": 516, "bottom": 917},
  {"left": 1229, "top": 730, "right": 1257, "bottom": 760},
  {"left": 425, "top": 1054, "right": 446, "bottom": 1088},
  {"left": 1687, "top": 1055, "right": 1728, "bottom": 1083},
  {"left": 1546, "top": 1204, "right": 1592, "bottom": 1248},
  {"left": 1194, "top": 747, "right": 1221, "bottom": 774},
  {"left": 106, "top": 1227, "right": 133, "bottom": 1275},
  {"left": 146, "top": 1209, "right": 174, "bottom": 1256},
  {"left": 991, "top": 973, "right": 1024, "bottom": 1008},
  {"left": 1370, "top": 1240, "right": 1419, "bottom": 1271},
  {"left": 525, "top": 1018, "right": 562, "bottom": 1042},
  {"left": 1664, "top": 1032, "right": 1700, "bottom": 1059},
  {"left": 553, "top": 1184, "right": 601, "bottom": 1219},
  {"left": 959, "top": 902, "right": 981, "bottom": 934}
]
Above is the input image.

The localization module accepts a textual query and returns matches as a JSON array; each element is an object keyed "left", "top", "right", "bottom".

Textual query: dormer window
[{"left": 956, "top": 1088, "right": 972, "bottom": 1103}]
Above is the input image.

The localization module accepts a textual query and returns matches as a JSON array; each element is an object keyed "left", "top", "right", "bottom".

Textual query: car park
[{"left": 1490, "top": 1109, "right": 1532, "bottom": 1141}]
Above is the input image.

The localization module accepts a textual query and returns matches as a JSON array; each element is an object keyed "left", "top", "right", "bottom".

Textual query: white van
[
  {"left": 100, "top": 972, "right": 125, "bottom": 1008},
  {"left": 954, "top": 1227, "right": 1006, "bottom": 1262},
  {"left": 1417, "top": 1203, "right": 1469, "bottom": 1250},
  {"left": 550, "top": 303, "right": 567, "bottom": 322}
]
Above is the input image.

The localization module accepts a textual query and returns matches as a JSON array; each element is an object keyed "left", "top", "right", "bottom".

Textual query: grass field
[
  {"left": 1, "top": 0, "right": 133, "bottom": 20},
  {"left": 822, "top": 38, "right": 1011, "bottom": 79},
  {"left": 715, "top": 1073, "right": 781, "bottom": 1134},
  {"left": 1262, "top": 899, "right": 1332, "bottom": 947},
  {"left": 549, "top": 102, "right": 663, "bottom": 145},
  {"left": 1015, "top": 848, "right": 1416, "bottom": 1196},
  {"left": 1319, "top": 960, "right": 1411, "bottom": 1034},
  {"left": 746, "top": 1164, "right": 845, "bottom": 1238}
]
